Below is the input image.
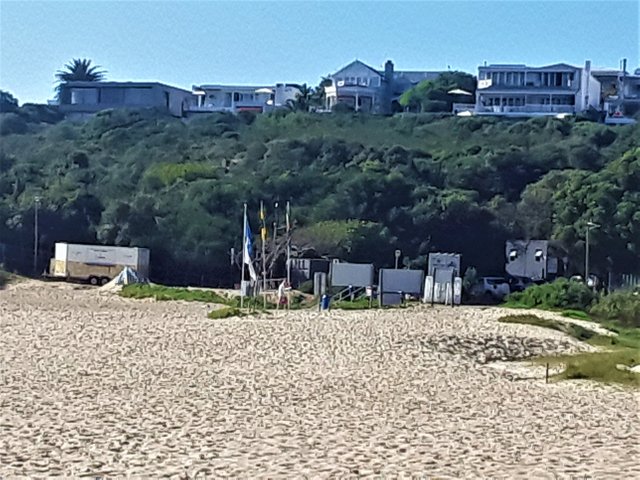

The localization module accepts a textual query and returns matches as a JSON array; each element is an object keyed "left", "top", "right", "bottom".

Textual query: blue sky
[{"left": 1, "top": 0, "right": 638, "bottom": 103}]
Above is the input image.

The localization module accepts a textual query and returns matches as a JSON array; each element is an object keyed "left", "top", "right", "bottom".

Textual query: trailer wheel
[
  {"left": 89, "top": 276, "right": 99, "bottom": 286},
  {"left": 100, "top": 277, "right": 110, "bottom": 286}
]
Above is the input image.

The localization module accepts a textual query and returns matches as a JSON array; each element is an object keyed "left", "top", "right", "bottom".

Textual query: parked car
[
  {"left": 471, "top": 277, "right": 511, "bottom": 301},
  {"left": 507, "top": 276, "right": 535, "bottom": 293}
]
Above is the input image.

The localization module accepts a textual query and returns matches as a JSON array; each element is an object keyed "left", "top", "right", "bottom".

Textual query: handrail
[{"left": 334, "top": 285, "right": 366, "bottom": 302}]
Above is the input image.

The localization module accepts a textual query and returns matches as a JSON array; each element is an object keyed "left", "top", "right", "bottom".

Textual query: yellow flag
[{"left": 261, "top": 226, "right": 267, "bottom": 241}]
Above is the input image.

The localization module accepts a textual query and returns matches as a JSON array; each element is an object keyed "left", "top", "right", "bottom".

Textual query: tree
[
  {"left": 287, "top": 83, "right": 314, "bottom": 112},
  {"left": 55, "top": 58, "right": 106, "bottom": 100},
  {"left": 0, "top": 90, "right": 19, "bottom": 113},
  {"left": 0, "top": 113, "right": 28, "bottom": 136},
  {"left": 399, "top": 71, "right": 476, "bottom": 113},
  {"left": 311, "top": 76, "right": 332, "bottom": 108}
]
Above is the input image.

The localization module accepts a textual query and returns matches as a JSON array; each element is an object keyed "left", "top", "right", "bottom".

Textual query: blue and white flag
[{"left": 244, "top": 215, "right": 258, "bottom": 281}]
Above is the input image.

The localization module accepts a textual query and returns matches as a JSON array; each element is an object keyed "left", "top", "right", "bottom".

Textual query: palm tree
[
  {"left": 311, "top": 76, "right": 332, "bottom": 108},
  {"left": 286, "top": 83, "right": 314, "bottom": 112},
  {"left": 55, "top": 58, "right": 106, "bottom": 100}
]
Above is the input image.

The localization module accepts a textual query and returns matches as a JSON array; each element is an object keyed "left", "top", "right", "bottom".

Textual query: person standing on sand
[{"left": 277, "top": 280, "right": 291, "bottom": 307}]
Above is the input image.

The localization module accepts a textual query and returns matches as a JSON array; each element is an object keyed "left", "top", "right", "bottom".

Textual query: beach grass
[
  {"left": 119, "top": 283, "right": 317, "bottom": 311},
  {"left": 120, "top": 284, "right": 232, "bottom": 305},
  {"left": 0, "top": 268, "right": 23, "bottom": 289},
  {"left": 498, "top": 313, "right": 639, "bottom": 386},
  {"left": 498, "top": 314, "right": 598, "bottom": 342},
  {"left": 207, "top": 307, "right": 243, "bottom": 320}
]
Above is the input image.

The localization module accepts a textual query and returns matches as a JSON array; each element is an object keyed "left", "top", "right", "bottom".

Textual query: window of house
[
  {"left": 555, "top": 73, "right": 562, "bottom": 86},
  {"left": 70, "top": 88, "right": 98, "bottom": 105}
]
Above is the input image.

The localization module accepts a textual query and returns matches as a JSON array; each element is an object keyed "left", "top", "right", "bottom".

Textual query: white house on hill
[
  {"left": 324, "top": 60, "right": 443, "bottom": 114},
  {"left": 473, "top": 61, "right": 601, "bottom": 117},
  {"left": 189, "top": 83, "right": 301, "bottom": 114}
]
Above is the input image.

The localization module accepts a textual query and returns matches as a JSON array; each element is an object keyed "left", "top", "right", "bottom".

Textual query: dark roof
[{"left": 63, "top": 81, "right": 191, "bottom": 93}]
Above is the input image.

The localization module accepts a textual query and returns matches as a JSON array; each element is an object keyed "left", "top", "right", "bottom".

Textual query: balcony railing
[
  {"left": 476, "top": 105, "right": 575, "bottom": 114},
  {"left": 187, "top": 105, "right": 234, "bottom": 112},
  {"left": 452, "top": 103, "right": 474, "bottom": 112},
  {"left": 187, "top": 104, "right": 273, "bottom": 112}
]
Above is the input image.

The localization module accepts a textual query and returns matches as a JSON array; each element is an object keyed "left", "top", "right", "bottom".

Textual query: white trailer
[{"left": 49, "top": 243, "right": 150, "bottom": 285}]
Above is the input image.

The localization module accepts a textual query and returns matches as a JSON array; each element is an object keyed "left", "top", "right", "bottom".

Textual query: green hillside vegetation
[{"left": 1, "top": 103, "right": 639, "bottom": 286}]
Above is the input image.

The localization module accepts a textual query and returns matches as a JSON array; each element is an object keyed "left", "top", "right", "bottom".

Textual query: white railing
[
  {"left": 476, "top": 105, "right": 575, "bottom": 114},
  {"left": 187, "top": 105, "right": 234, "bottom": 112},
  {"left": 452, "top": 103, "right": 474, "bottom": 112}
]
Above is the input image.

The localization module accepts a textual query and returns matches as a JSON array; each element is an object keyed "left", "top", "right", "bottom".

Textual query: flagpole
[
  {"left": 261, "top": 200, "right": 267, "bottom": 309},
  {"left": 272, "top": 201, "right": 279, "bottom": 280},
  {"left": 241, "top": 203, "right": 247, "bottom": 309},
  {"left": 286, "top": 201, "right": 291, "bottom": 286}
]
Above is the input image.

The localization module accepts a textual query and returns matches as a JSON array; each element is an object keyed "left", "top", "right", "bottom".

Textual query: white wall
[
  {"left": 577, "top": 68, "right": 601, "bottom": 111},
  {"left": 274, "top": 84, "right": 300, "bottom": 106}
]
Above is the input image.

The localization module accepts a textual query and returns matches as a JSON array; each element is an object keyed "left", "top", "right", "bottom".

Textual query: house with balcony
[
  {"left": 189, "top": 83, "right": 301, "bottom": 114},
  {"left": 58, "top": 81, "right": 195, "bottom": 119},
  {"left": 323, "top": 60, "right": 443, "bottom": 114},
  {"left": 473, "top": 61, "right": 600, "bottom": 117},
  {"left": 592, "top": 59, "right": 640, "bottom": 124}
]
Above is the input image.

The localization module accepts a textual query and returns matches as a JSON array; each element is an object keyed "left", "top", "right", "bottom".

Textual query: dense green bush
[
  {"left": 0, "top": 268, "right": 9, "bottom": 288},
  {"left": 507, "top": 279, "right": 596, "bottom": 310},
  {"left": 331, "top": 102, "right": 354, "bottom": 113},
  {"left": 0, "top": 113, "right": 28, "bottom": 135},
  {"left": 143, "top": 162, "right": 217, "bottom": 187},
  {"left": 590, "top": 291, "right": 640, "bottom": 328},
  {"left": 298, "top": 280, "right": 314, "bottom": 295}
]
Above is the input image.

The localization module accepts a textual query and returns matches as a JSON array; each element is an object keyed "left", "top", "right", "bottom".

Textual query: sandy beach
[{"left": 1, "top": 280, "right": 638, "bottom": 478}]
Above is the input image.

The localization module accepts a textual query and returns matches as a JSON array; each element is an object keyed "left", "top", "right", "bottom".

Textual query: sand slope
[{"left": 1, "top": 281, "right": 638, "bottom": 478}]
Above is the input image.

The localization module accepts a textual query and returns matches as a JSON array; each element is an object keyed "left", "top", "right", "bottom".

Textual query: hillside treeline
[{"left": 0, "top": 107, "right": 638, "bottom": 285}]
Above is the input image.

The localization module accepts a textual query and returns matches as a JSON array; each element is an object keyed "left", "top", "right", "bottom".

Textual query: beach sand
[{"left": 1, "top": 280, "right": 638, "bottom": 478}]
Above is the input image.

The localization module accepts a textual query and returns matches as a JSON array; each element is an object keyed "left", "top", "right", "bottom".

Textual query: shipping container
[{"left": 49, "top": 243, "right": 150, "bottom": 285}]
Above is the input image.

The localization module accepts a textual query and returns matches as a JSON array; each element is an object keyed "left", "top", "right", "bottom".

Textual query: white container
[{"left": 51, "top": 243, "right": 150, "bottom": 282}]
